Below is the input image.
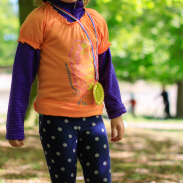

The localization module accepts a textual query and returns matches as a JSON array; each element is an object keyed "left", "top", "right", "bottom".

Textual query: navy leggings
[{"left": 38, "top": 114, "right": 112, "bottom": 183}]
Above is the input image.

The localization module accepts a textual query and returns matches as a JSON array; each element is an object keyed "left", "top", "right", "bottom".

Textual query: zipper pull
[{"left": 74, "top": 2, "right": 76, "bottom": 9}]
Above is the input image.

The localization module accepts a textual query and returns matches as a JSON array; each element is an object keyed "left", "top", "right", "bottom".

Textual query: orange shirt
[{"left": 17, "top": 2, "right": 111, "bottom": 117}]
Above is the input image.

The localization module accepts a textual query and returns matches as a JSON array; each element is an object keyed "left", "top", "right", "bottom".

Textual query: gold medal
[{"left": 93, "top": 82, "right": 104, "bottom": 105}]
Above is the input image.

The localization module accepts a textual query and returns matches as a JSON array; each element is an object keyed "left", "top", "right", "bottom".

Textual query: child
[{"left": 6, "top": 0, "right": 127, "bottom": 182}]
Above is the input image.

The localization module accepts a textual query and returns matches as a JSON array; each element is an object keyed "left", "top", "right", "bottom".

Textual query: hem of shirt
[
  {"left": 108, "top": 108, "right": 127, "bottom": 119},
  {"left": 98, "top": 42, "right": 112, "bottom": 54},
  {"left": 6, "top": 134, "right": 25, "bottom": 140},
  {"left": 33, "top": 97, "right": 104, "bottom": 118},
  {"left": 17, "top": 38, "right": 41, "bottom": 50}
]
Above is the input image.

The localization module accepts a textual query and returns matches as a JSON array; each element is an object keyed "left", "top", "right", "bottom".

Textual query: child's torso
[{"left": 34, "top": 2, "right": 104, "bottom": 117}]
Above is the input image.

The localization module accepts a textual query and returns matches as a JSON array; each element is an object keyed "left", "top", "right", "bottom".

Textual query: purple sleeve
[
  {"left": 6, "top": 42, "right": 40, "bottom": 140},
  {"left": 99, "top": 48, "right": 127, "bottom": 119}
]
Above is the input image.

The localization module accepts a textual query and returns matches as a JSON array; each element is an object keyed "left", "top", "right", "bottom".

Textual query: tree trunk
[
  {"left": 176, "top": 81, "right": 183, "bottom": 118},
  {"left": 18, "top": 0, "right": 38, "bottom": 123},
  {"left": 18, "top": 0, "right": 35, "bottom": 25}
]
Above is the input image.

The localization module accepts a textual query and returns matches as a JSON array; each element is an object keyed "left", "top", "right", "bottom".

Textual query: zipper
[{"left": 74, "top": 2, "right": 76, "bottom": 9}]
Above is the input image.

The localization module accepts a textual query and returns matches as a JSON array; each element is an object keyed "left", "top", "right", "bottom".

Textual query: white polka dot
[
  {"left": 63, "top": 143, "right": 67, "bottom": 147},
  {"left": 86, "top": 162, "right": 90, "bottom": 166},
  {"left": 51, "top": 159, "right": 54, "bottom": 163},
  {"left": 95, "top": 137, "right": 99, "bottom": 141},
  {"left": 58, "top": 127, "right": 62, "bottom": 131},
  {"left": 64, "top": 119, "right": 69, "bottom": 123},
  {"left": 45, "top": 151, "right": 47, "bottom": 155},
  {"left": 49, "top": 166, "right": 51, "bottom": 169},
  {"left": 79, "top": 138, "right": 82, "bottom": 141},
  {"left": 47, "top": 120, "right": 51, "bottom": 124},
  {"left": 61, "top": 167, "right": 65, "bottom": 171},
  {"left": 73, "top": 149, "right": 76, "bottom": 153},
  {"left": 101, "top": 128, "right": 105, "bottom": 132},
  {"left": 71, "top": 173, "right": 74, "bottom": 177},
  {"left": 56, "top": 152, "right": 61, "bottom": 156},
  {"left": 55, "top": 174, "right": 58, "bottom": 178},
  {"left": 103, "top": 161, "right": 107, "bottom": 166},
  {"left": 68, "top": 158, "right": 72, "bottom": 162},
  {"left": 82, "top": 117, "right": 86, "bottom": 121},
  {"left": 47, "top": 144, "right": 50, "bottom": 148},
  {"left": 92, "top": 123, "right": 96, "bottom": 126},
  {"left": 74, "top": 126, "right": 78, "bottom": 130},
  {"left": 69, "top": 134, "right": 72, "bottom": 138},
  {"left": 80, "top": 153, "right": 82, "bottom": 157},
  {"left": 78, "top": 126, "right": 81, "bottom": 130},
  {"left": 103, "top": 178, "right": 107, "bottom": 182},
  {"left": 109, "top": 169, "right": 111, "bottom": 173},
  {"left": 103, "top": 144, "right": 107, "bottom": 148},
  {"left": 43, "top": 128, "right": 46, "bottom": 132},
  {"left": 86, "top": 178, "right": 90, "bottom": 182},
  {"left": 95, "top": 153, "right": 99, "bottom": 158},
  {"left": 86, "top": 146, "right": 90, "bottom": 150},
  {"left": 51, "top": 136, "right": 55, "bottom": 139},
  {"left": 96, "top": 115, "right": 99, "bottom": 118},
  {"left": 76, "top": 140, "right": 78, "bottom": 143},
  {"left": 94, "top": 170, "right": 98, "bottom": 174},
  {"left": 86, "top": 131, "right": 90, "bottom": 134}
]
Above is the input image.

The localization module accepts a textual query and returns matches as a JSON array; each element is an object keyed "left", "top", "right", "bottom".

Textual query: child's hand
[
  {"left": 110, "top": 116, "right": 125, "bottom": 142},
  {"left": 8, "top": 140, "right": 24, "bottom": 147}
]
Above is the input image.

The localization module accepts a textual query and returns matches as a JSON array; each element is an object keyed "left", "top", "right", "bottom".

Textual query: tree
[
  {"left": 0, "top": 0, "right": 19, "bottom": 67},
  {"left": 90, "top": 0, "right": 183, "bottom": 117}
]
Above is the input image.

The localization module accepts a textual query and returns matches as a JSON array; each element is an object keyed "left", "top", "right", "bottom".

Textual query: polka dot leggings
[{"left": 39, "top": 114, "right": 112, "bottom": 183}]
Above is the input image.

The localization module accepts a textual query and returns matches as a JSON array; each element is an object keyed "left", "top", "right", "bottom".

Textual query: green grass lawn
[
  {"left": 115, "top": 113, "right": 183, "bottom": 124},
  {"left": 0, "top": 117, "right": 183, "bottom": 183}
]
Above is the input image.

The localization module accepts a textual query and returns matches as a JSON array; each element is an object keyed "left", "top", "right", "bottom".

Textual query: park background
[{"left": 0, "top": 0, "right": 183, "bottom": 182}]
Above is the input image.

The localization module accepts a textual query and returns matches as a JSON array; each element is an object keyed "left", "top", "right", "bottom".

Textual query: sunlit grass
[{"left": 121, "top": 113, "right": 183, "bottom": 123}]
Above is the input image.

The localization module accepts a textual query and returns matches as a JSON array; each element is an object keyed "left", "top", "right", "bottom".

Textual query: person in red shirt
[{"left": 129, "top": 93, "right": 136, "bottom": 117}]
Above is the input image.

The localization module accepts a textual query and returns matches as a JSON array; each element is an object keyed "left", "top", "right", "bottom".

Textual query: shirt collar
[{"left": 48, "top": 0, "right": 84, "bottom": 13}]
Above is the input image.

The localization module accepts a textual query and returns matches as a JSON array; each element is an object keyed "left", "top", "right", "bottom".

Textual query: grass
[
  {"left": 0, "top": 116, "right": 183, "bottom": 183},
  {"left": 118, "top": 113, "right": 183, "bottom": 123}
]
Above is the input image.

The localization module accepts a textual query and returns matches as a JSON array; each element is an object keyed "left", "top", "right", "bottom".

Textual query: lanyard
[{"left": 47, "top": 1, "right": 99, "bottom": 81}]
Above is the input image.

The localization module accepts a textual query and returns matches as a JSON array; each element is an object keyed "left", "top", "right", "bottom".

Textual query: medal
[
  {"left": 93, "top": 82, "right": 104, "bottom": 105},
  {"left": 47, "top": 2, "right": 104, "bottom": 105}
]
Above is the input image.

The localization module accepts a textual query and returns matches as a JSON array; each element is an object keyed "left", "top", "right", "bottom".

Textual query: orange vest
[{"left": 17, "top": 2, "right": 111, "bottom": 117}]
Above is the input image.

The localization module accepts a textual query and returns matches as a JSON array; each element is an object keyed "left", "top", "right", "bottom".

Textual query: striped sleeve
[
  {"left": 99, "top": 47, "right": 127, "bottom": 119},
  {"left": 6, "top": 42, "right": 40, "bottom": 140}
]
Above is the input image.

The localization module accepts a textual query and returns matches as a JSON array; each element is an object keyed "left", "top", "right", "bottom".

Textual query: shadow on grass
[
  {"left": 2, "top": 173, "right": 37, "bottom": 179},
  {"left": 1, "top": 124, "right": 183, "bottom": 182},
  {"left": 108, "top": 129, "right": 183, "bottom": 182},
  {"left": 0, "top": 131, "right": 49, "bottom": 180}
]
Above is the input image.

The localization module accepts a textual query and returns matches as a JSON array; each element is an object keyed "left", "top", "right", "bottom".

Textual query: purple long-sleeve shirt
[{"left": 6, "top": 0, "right": 126, "bottom": 140}]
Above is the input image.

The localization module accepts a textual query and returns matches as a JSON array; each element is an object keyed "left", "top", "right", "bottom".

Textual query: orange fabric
[{"left": 17, "top": 2, "right": 111, "bottom": 117}]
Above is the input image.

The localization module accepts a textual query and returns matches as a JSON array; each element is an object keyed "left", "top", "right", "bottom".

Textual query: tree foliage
[
  {"left": 0, "top": 0, "right": 19, "bottom": 67},
  {"left": 89, "top": 0, "right": 183, "bottom": 84}
]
